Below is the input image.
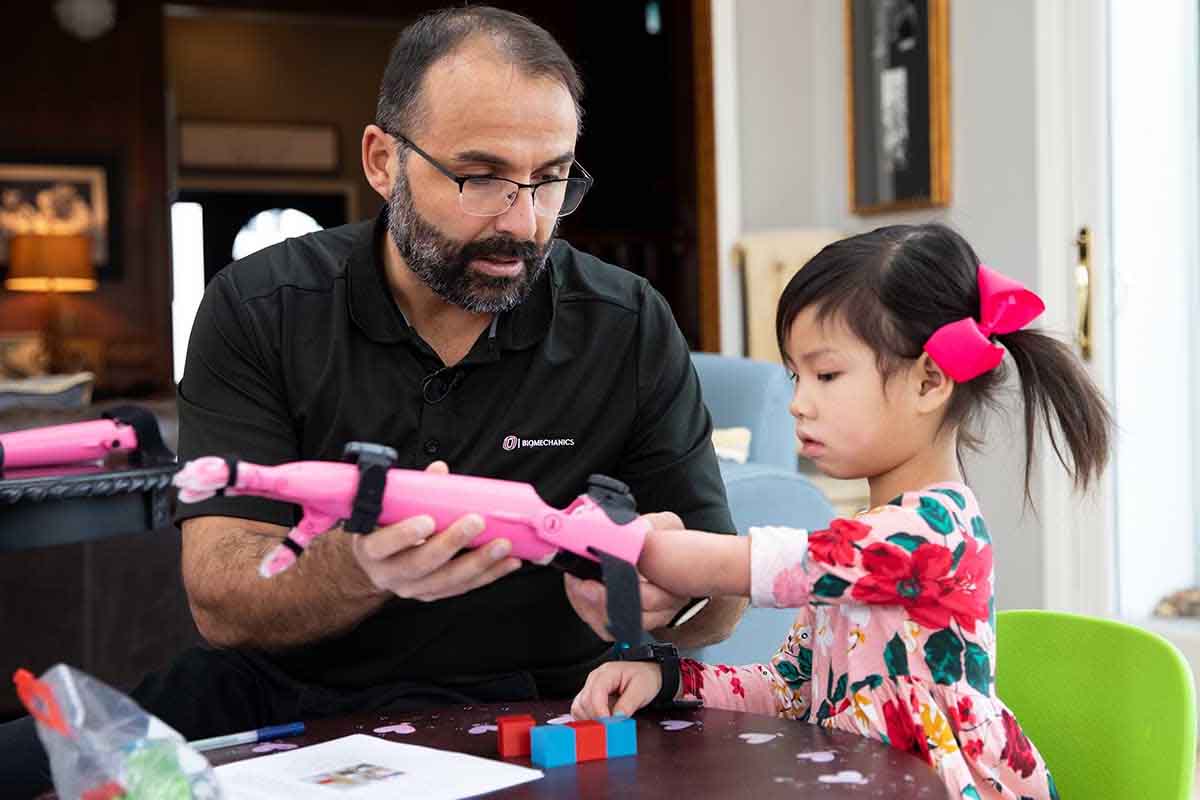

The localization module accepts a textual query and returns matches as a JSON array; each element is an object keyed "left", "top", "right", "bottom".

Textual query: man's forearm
[
  {"left": 653, "top": 595, "right": 748, "bottom": 649},
  {"left": 183, "top": 519, "right": 390, "bottom": 650}
]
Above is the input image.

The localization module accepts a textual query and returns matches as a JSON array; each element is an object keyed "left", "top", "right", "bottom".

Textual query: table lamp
[{"left": 5, "top": 233, "right": 98, "bottom": 372}]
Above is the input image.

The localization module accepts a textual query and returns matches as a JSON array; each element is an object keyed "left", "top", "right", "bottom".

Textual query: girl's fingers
[
  {"left": 612, "top": 689, "right": 644, "bottom": 719},
  {"left": 573, "top": 668, "right": 619, "bottom": 720}
]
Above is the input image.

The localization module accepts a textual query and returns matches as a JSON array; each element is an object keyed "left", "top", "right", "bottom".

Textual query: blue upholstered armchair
[
  {"left": 690, "top": 352, "right": 796, "bottom": 470},
  {"left": 685, "top": 353, "right": 836, "bottom": 665}
]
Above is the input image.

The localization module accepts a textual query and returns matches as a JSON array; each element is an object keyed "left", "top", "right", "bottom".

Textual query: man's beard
[{"left": 387, "top": 170, "right": 553, "bottom": 314}]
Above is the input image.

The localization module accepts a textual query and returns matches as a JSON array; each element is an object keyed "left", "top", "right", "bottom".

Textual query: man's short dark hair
[{"left": 376, "top": 6, "right": 584, "bottom": 140}]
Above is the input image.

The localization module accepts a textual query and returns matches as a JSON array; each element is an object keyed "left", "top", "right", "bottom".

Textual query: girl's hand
[{"left": 571, "top": 661, "right": 663, "bottom": 720}]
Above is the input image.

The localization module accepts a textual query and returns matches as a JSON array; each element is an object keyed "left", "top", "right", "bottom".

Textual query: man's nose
[{"left": 492, "top": 187, "right": 538, "bottom": 241}]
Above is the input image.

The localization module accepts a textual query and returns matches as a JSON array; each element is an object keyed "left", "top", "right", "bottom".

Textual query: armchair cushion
[{"left": 690, "top": 353, "right": 795, "bottom": 471}]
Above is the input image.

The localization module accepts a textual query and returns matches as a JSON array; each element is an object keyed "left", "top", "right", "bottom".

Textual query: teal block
[
  {"left": 530, "top": 724, "right": 577, "bottom": 768},
  {"left": 598, "top": 715, "right": 637, "bottom": 758}
]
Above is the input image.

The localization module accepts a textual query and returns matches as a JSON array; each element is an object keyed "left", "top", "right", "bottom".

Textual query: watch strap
[
  {"left": 617, "top": 641, "right": 689, "bottom": 709},
  {"left": 651, "top": 645, "right": 682, "bottom": 708}
]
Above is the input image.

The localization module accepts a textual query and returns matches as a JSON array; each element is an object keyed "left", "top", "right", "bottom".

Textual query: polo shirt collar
[{"left": 346, "top": 209, "right": 556, "bottom": 351}]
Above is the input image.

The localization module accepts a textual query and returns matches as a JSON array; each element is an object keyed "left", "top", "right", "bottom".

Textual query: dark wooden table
[{"left": 206, "top": 700, "right": 948, "bottom": 798}]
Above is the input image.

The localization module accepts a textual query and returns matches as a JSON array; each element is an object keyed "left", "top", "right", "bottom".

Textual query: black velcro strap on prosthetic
[
  {"left": 590, "top": 548, "right": 647, "bottom": 652},
  {"left": 214, "top": 455, "right": 239, "bottom": 497},
  {"left": 102, "top": 405, "right": 176, "bottom": 466},
  {"left": 279, "top": 537, "right": 304, "bottom": 557},
  {"left": 343, "top": 444, "right": 396, "bottom": 534}
]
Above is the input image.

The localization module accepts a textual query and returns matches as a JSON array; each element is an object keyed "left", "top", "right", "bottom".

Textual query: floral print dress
[{"left": 678, "top": 483, "right": 1059, "bottom": 799}]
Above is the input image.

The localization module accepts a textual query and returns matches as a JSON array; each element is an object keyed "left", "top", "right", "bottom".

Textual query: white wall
[{"left": 722, "top": 0, "right": 1047, "bottom": 609}]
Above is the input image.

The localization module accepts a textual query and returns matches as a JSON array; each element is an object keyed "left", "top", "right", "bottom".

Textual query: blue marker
[{"left": 189, "top": 722, "right": 305, "bottom": 752}]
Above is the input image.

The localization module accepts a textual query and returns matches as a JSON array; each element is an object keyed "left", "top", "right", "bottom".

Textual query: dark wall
[
  {"left": 0, "top": 4, "right": 172, "bottom": 395},
  {"left": 563, "top": 1, "right": 702, "bottom": 345},
  {"left": 166, "top": 13, "right": 402, "bottom": 226},
  {"left": 0, "top": 1, "right": 703, "bottom": 394}
]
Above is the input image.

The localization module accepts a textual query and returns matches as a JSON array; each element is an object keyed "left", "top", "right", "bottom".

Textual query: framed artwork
[
  {"left": 845, "top": 0, "right": 951, "bottom": 214},
  {"left": 0, "top": 156, "right": 119, "bottom": 277}
]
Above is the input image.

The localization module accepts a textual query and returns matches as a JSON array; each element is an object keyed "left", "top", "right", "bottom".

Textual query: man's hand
[
  {"left": 350, "top": 461, "right": 522, "bottom": 602},
  {"left": 563, "top": 510, "right": 688, "bottom": 640},
  {"left": 571, "top": 661, "right": 662, "bottom": 720},
  {"left": 564, "top": 573, "right": 686, "bottom": 640}
]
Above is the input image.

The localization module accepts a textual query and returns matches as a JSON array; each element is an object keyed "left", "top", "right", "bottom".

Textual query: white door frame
[{"left": 1032, "top": 0, "right": 1117, "bottom": 616}]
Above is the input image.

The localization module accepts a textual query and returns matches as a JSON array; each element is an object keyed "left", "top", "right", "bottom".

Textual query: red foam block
[
  {"left": 567, "top": 719, "right": 607, "bottom": 762},
  {"left": 497, "top": 713, "right": 536, "bottom": 758}
]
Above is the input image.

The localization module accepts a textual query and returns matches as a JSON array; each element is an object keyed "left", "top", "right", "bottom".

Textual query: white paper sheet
[{"left": 215, "top": 734, "right": 543, "bottom": 800}]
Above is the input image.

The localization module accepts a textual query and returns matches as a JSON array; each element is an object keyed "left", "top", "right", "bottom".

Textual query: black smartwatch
[{"left": 617, "top": 641, "right": 699, "bottom": 709}]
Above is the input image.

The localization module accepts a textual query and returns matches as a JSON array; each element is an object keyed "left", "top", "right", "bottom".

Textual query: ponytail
[{"left": 999, "top": 329, "right": 1113, "bottom": 501}]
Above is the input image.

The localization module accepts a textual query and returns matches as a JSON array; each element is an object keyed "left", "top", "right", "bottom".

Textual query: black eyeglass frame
[{"left": 388, "top": 132, "right": 594, "bottom": 218}]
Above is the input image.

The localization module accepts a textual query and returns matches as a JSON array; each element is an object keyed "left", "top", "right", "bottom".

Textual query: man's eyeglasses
[{"left": 389, "top": 132, "right": 593, "bottom": 218}]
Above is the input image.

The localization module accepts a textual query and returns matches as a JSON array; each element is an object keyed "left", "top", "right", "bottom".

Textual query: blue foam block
[
  {"left": 530, "top": 724, "right": 577, "bottom": 768},
  {"left": 598, "top": 715, "right": 637, "bottom": 758}
]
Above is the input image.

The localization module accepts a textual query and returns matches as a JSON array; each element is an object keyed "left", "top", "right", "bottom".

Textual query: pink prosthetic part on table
[
  {"left": 0, "top": 406, "right": 173, "bottom": 471},
  {"left": 0, "top": 420, "right": 137, "bottom": 469}
]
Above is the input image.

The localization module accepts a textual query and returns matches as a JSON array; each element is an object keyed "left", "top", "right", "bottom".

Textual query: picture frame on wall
[
  {"left": 845, "top": 0, "right": 951, "bottom": 214},
  {"left": 0, "top": 156, "right": 119, "bottom": 278}
]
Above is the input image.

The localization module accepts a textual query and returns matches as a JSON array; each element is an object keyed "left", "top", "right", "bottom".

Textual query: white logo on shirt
[{"left": 502, "top": 434, "right": 575, "bottom": 451}]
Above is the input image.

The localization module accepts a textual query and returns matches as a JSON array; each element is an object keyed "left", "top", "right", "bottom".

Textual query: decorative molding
[
  {"left": 0, "top": 465, "right": 179, "bottom": 506},
  {"left": 179, "top": 121, "right": 339, "bottom": 174}
]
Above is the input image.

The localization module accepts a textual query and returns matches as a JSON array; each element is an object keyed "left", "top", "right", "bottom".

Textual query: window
[
  {"left": 1109, "top": 0, "right": 1198, "bottom": 621},
  {"left": 231, "top": 208, "right": 322, "bottom": 261},
  {"left": 170, "top": 202, "right": 204, "bottom": 384}
]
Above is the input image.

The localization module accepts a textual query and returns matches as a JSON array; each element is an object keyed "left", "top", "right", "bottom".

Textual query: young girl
[{"left": 572, "top": 224, "right": 1111, "bottom": 799}]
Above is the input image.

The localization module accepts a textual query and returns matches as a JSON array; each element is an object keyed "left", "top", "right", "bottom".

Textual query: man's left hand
[{"left": 564, "top": 572, "right": 685, "bottom": 641}]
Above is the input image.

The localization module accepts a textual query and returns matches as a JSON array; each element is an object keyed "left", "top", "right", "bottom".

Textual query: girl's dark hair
[
  {"left": 775, "top": 223, "right": 1112, "bottom": 502},
  {"left": 376, "top": 6, "right": 583, "bottom": 139}
]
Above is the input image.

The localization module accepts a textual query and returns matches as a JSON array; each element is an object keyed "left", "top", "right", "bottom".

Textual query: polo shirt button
[{"left": 424, "top": 439, "right": 440, "bottom": 455}]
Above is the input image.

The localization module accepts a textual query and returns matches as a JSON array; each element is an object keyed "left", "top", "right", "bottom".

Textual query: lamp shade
[{"left": 5, "top": 234, "right": 97, "bottom": 292}]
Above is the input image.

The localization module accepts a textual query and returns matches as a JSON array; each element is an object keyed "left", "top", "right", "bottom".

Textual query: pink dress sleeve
[
  {"left": 677, "top": 611, "right": 815, "bottom": 720},
  {"left": 677, "top": 491, "right": 988, "bottom": 723},
  {"left": 675, "top": 527, "right": 818, "bottom": 720},
  {"left": 749, "top": 493, "right": 990, "bottom": 632}
]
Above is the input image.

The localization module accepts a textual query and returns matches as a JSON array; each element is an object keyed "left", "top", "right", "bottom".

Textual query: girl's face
[{"left": 783, "top": 307, "right": 928, "bottom": 482}]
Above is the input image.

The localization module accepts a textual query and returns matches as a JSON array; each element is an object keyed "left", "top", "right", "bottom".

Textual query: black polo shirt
[{"left": 176, "top": 210, "right": 733, "bottom": 694}]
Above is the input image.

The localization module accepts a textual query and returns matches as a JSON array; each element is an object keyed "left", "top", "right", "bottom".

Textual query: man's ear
[
  {"left": 912, "top": 352, "right": 954, "bottom": 413},
  {"left": 361, "top": 124, "right": 398, "bottom": 201}
]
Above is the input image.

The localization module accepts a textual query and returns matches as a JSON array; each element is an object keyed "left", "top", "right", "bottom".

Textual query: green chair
[{"left": 996, "top": 609, "right": 1196, "bottom": 800}]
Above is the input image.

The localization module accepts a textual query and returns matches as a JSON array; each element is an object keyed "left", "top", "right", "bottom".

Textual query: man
[{"left": 0, "top": 6, "right": 743, "bottom": 793}]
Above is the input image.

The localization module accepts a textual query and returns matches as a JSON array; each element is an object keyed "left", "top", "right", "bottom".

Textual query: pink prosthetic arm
[
  {"left": 172, "top": 444, "right": 651, "bottom": 581},
  {"left": 0, "top": 406, "right": 175, "bottom": 471}
]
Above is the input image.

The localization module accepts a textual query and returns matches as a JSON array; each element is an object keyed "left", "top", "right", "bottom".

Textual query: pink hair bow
[{"left": 923, "top": 265, "right": 1045, "bottom": 382}]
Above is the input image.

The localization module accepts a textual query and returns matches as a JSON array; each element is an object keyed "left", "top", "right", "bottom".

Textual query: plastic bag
[{"left": 15, "top": 664, "right": 223, "bottom": 800}]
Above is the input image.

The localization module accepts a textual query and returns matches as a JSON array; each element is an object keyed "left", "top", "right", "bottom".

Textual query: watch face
[{"left": 669, "top": 596, "right": 710, "bottom": 628}]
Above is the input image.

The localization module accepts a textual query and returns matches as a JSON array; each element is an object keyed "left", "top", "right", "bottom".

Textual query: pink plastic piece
[
  {"left": 0, "top": 420, "right": 139, "bottom": 470},
  {"left": 173, "top": 457, "right": 650, "bottom": 577}
]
